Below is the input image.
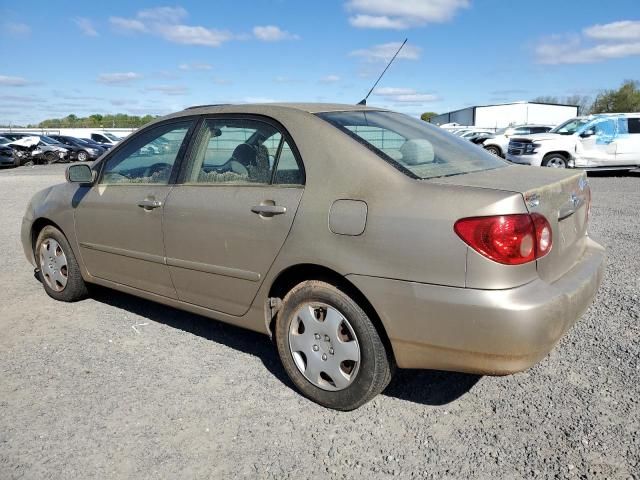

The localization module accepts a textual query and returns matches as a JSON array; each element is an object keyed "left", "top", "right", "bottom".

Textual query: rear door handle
[
  {"left": 138, "top": 199, "right": 163, "bottom": 210},
  {"left": 251, "top": 204, "right": 287, "bottom": 217}
]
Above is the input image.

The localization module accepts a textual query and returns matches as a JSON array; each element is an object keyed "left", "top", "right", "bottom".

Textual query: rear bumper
[{"left": 347, "top": 237, "right": 605, "bottom": 374}]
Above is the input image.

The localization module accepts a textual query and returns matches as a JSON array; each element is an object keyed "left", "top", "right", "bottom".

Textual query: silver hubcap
[
  {"left": 546, "top": 158, "right": 566, "bottom": 168},
  {"left": 78, "top": 152, "right": 87, "bottom": 161},
  {"left": 39, "top": 238, "right": 68, "bottom": 292},
  {"left": 288, "top": 303, "right": 361, "bottom": 391}
]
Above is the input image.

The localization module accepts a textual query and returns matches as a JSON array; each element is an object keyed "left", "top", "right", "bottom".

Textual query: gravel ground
[{"left": 0, "top": 164, "right": 638, "bottom": 479}]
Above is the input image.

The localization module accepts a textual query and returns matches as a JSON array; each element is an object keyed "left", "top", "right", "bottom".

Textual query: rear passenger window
[
  {"left": 183, "top": 118, "right": 303, "bottom": 186},
  {"left": 628, "top": 118, "right": 640, "bottom": 134}
]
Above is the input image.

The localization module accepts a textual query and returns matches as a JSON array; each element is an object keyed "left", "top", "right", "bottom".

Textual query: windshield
[
  {"left": 550, "top": 118, "right": 590, "bottom": 135},
  {"left": 39, "top": 136, "right": 64, "bottom": 145},
  {"left": 316, "top": 111, "right": 506, "bottom": 179},
  {"left": 103, "top": 133, "right": 121, "bottom": 141}
]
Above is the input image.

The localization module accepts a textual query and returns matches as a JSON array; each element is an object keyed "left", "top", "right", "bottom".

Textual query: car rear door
[
  {"left": 613, "top": 117, "right": 640, "bottom": 167},
  {"left": 74, "top": 119, "right": 196, "bottom": 297},
  {"left": 162, "top": 115, "right": 305, "bottom": 316}
]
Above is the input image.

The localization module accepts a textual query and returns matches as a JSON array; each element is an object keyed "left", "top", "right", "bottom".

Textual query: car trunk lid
[{"left": 429, "top": 165, "right": 590, "bottom": 284}]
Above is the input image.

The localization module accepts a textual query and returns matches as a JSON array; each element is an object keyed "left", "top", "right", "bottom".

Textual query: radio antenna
[{"left": 357, "top": 38, "right": 408, "bottom": 106}]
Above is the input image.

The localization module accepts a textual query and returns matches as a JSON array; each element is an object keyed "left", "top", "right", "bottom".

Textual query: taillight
[{"left": 454, "top": 214, "right": 552, "bottom": 265}]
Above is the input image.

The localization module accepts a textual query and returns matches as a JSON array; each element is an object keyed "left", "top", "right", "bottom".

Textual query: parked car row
[
  {"left": 447, "top": 113, "right": 640, "bottom": 171},
  {"left": 0, "top": 131, "right": 122, "bottom": 167}
]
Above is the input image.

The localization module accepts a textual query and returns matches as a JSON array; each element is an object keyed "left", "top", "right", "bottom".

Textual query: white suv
[
  {"left": 506, "top": 114, "right": 640, "bottom": 169},
  {"left": 482, "top": 125, "right": 553, "bottom": 157}
]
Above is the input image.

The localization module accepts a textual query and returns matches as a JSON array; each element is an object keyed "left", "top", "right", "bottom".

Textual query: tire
[
  {"left": 275, "top": 280, "right": 392, "bottom": 410},
  {"left": 77, "top": 150, "right": 89, "bottom": 162},
  {"left": 484, "top": 145, "right": 502, "bottom": 157},
  {"left": 35, "top": 225, "right": 88, "bottom": 302},
  {"left": 542, "top": 153, "right": 567, "bottom": 168},
  {"left": 44, "top": 152, "right": 57, "bottom": 164}
]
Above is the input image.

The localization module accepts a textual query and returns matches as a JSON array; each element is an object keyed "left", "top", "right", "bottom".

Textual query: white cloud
[
  {"left": 110, "top": 7, "right": 231, "bottom": 47},
  {"left": 584, "top": 20, "right": 640, "bottom": 41},
  {"left": 346, "top": 0, "right": 469, "bottom": 29},
  {"left": 97, "top": 72, "right": 142, "bottom": 84},
  {"left": 350, "top": 42, "right": 421, "bottom": 62},
  {"left": 158, "top": 25, "right": 231, "bottom": 47},
  {"left": 74, "top": 17, "right": 98, "bottom": 36},
  {"left": 145, "top": 85, "right": 189, "bottom": 95},
  {"left": 536, "top": 22, "right": 640, "bottom": 65},
  {"left": 137, "top": 6, "right": 188, "bottom": 23},
  {"left": 110, "top": 17, "right": 147, "bottom": 33},
  {"left": 3, "top": 22, "right": 31, "bottom": 37},
  {"left": 373, "top": 87, "right": 438, "bottom": 103},
  {"left": 253, "top": 25, "right": 299, "bottom": 41},
  {"left": 0, "top": 75, "right": 30, "bottom": 86},
  {"left": 320, "top": 75, "right": 341, "bottom": 83},
  {"left": 179, "top": 62, "right": 213, "bottom": 70}
]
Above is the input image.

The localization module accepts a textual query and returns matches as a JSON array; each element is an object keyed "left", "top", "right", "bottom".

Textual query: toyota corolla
[{"left": 22, "top": 103, "right": 605, "bottom": 410}]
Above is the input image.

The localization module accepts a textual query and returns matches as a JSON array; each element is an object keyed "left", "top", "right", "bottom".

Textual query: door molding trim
[
  {"left": 80, "top": 242, "right": 261, "bottom": 282},
  {"left": 167, "top": 257, "right": 261, "bottom": 282},
  {"left": 79, "top": 241, "right": 165, "bottom": 264}
]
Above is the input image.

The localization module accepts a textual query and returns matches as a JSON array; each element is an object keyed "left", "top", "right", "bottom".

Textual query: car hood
[{"left": 515, "top": 133, "right": 566, "bottom": 142}]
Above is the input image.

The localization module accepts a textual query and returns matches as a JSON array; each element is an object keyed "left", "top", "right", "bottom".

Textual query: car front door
[
  {"left": 578, "top": 117, "right": 618, "bottom": 167},
  {"left": 162, "top": 116, "right": 305, "bottom": 316},
  {"left": 74, "top": 119, "right": 196, "bottom": 297}
]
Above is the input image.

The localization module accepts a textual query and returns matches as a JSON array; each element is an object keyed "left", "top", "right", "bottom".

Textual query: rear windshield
[{"left": 316, "top": 111, "right": 506, "bottom": 179}]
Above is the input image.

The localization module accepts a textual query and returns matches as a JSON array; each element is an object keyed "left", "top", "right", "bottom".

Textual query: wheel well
[
  {"left": 30, "top": 218, "right": 63, "bottom": 254},
  {"left": 267, "top": 264, "right": 395, "bottom": 362},
  {"left": 543, "top": 151, "right": 570, "bottom": 160}
]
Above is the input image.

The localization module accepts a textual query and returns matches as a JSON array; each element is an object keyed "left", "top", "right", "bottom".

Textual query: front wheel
[
  {"left": 542, "top": 154, "right": 567, "bottom": 168},
  {"left": 35, "top": 226, "right": 88, "bottom": 302},
  {"left": 44, "top": 152, "right": 57, "bottom": 164},
  {"left": 275, "top": 280, "right": 393, "bottom": 410},
  {"left": 77, "top": 150, "right": 88, "bottom": 162},
  {"left": 484, "top": 145, "right": 502, "bottom": 157}
]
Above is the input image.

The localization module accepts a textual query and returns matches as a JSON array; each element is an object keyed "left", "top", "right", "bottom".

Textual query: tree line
[
  {"left": 34, "top": 113, "right": 158, "bottom": 129},
  {"left": 422, "top": 79, "right": 640, "bottom": 121}
]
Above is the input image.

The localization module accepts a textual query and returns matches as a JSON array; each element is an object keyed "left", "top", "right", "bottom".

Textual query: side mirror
[
  {"left": 581, "top": 129, "right": 595, "bottom": 138},
  {"left": 66, "top": 164, "right": 95, "bottom": 184}
]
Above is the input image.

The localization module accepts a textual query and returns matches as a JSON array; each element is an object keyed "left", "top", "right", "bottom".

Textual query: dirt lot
[{"left": 0, "top": 164, "right": 638, "bottom": 479}]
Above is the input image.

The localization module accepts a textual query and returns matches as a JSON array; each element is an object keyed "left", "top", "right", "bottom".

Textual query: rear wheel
[
  {"left": 35, "top": 226, "right": 88, "bottom": 302},
  {"left": 542, "top": 153, "right": 567, "bottom": 168},
  {"left": 275, "top": 280, "right": 392, "bottom": 410},
  {"left": 77, "top": 150, "right": 88, "bottom": 162},
  {"left": 484, "top": 145, "right": 502, "bottom": 157}
]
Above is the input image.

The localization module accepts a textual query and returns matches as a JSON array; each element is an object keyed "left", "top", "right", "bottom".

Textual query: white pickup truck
[{"left": 506, "top": 114, "right": 640, "bottom": 169}]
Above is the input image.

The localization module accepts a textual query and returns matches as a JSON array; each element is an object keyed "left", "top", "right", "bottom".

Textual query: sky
[{"left": 1, "top": 0, "right": 639, "bottom": 125}]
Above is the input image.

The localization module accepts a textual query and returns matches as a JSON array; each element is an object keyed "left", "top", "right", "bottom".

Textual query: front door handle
[
  {"left": 138, "top": 199, "right": 163, "bottom": 210},
  {"left": 251, "top": 204, "right": 287, "bottom": 217}
]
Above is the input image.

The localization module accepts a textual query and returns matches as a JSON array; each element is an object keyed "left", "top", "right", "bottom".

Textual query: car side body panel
[{"left": 21, "top": 103, "right": 606, "bottom": 375}]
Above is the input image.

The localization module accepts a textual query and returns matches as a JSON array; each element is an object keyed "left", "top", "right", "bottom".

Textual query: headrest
[
  {"left": 231, "top": 143, "right": 256, "bottom": 166},
  {"left": 399, "top": 139, "right": 435, "bottom": 165}
]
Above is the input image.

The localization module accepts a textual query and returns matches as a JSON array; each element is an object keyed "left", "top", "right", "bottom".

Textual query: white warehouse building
[{"left": 430, "top": 101, "right": 578, "bottom": 129}]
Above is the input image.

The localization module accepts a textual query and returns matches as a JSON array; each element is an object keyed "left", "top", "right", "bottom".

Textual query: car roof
[{"left": 180, "top": 102, "right": 389, "bottom": 115}]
